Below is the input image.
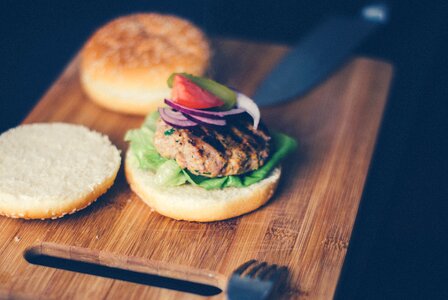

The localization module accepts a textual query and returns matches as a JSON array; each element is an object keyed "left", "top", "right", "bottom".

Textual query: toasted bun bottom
[
  {"left": 125, "top": 151, "right": 280, "bottom": 222},
  {"left": 0, "top": 171, "right": 118, "bottom": 220},
  {"left": 0, "top": 123, "right": 121, "bottom": 220}
]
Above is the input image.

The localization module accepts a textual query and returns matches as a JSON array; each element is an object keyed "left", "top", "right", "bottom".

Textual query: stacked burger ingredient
[{"left": 126, "top": 73, "right": 296, "bottom": 190}]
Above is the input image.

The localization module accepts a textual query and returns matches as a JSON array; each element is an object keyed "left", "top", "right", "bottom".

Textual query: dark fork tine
[
  {"left": 228, "top": 261, "right": 289, "bottom": 300},
  {"left": 246, "top": 262, "right": 267, "bottom": 278},
  {"left": 256, "top": 264, "right": 277, "bottom": 280},
  {"left": 233, "top": 259, "right": 257, "bottom": 276},
  {"left": 267, "top": 266, "right": 288, "bottom": 288}
]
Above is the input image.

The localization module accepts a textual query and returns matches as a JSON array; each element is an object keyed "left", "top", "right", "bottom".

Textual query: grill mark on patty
[
  {"left": 230, "top": 122, "right": 264, "bottom": 172},
  {"left": 249, "top": 122, "right": 271, "bottom": 143},
  {"left": 229, "top": 127, "right": 256, "bottom": 161},
  {"left": 215, "top": 124, "right": 242, "bottom": 144},
  {"left": 210, "top": 130, "right": 231, "bottom": 173},
  {"left": 154, "top": 117, "right": 271, "bottom": 177},
  {"left": 237, "top": 121, "right": 270, "bottom": 166},
  {"left": 190, "top": 126, "right": 226, "bottom": 154},
  {"left": 203, "top": 126, "right": 229, "bottom": 157},
  {"left": 215, "top": 126, "right": 250, "bottom": 174},
  {"left": 217, "top": 123, "right": 253, "bottom": 155},
  {"left": 233, "top": 121, "right": 265, "bottom": 152},
  {"left": 225, "top": 126, "right": 243, "bottom": 144}
]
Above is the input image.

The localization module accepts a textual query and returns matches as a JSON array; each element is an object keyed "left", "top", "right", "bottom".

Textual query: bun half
[
  {"left": 125, "top": 151, "right": 280, "bottom": 222},
  {"left": 0, "top": 123, "right": 121, "bottom": 219},
  {"left": 80, "top": 13, "right": 210, "bottom": 115}
]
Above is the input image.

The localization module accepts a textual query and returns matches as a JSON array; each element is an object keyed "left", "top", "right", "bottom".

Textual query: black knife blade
[{"left": 253, "top": 3, "right": 389, "bottom": 106}]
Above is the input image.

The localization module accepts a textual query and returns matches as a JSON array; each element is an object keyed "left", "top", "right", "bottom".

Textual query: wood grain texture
[{"left": 0, "top": 38, "right": 392, "bottom": 299}]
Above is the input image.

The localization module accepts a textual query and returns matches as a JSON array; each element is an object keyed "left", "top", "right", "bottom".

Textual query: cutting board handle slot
[{"left": 24, "top": 244, "right": 222, "bottom": 297}]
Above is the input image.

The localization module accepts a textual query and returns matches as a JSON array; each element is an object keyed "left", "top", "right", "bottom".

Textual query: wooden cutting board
[{"left": 0, "top": 38, "right": 392, "bottom": 299}]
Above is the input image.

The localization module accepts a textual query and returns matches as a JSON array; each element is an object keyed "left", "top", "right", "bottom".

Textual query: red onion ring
[
  {"left": 160, "top": 93, "right": 260, "bottom": 129},
  {"left": 158, "top": 108, "right": 197, "bottom": 128},
  {"left": 185, "top": 114, "right": 227, "bottom": 126},
  {"left": 165, "top": 99, "right": 245, "bottom": 119}
]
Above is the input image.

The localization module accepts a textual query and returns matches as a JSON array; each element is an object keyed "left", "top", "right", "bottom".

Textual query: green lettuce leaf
[
  {"left": 124, "top": 112, "right": 298, "bottom": 190},
  {"left": 154, "top": 160, "right": 187, "bottom": 186}
]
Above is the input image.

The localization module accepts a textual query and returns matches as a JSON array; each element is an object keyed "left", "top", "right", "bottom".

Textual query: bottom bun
[
  {"left": 125, "top": 151, "right": 281, "bottom": 222},
  {"left": 0, "top": 123, "right": 121, "bottom": 219}
]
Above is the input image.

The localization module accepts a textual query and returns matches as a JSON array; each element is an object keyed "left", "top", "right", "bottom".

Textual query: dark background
[{"left": 1, "top": 0, "right": 447, "bottom": 299}]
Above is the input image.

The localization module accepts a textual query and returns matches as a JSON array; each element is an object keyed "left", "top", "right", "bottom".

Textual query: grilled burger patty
[{"left": 154, "top": 116, "right": 271, "bottom": 177}]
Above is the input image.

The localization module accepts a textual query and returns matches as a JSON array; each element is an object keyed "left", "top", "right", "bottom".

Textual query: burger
[{"left": 125, "top": 73, "right": 297, "bottom": 222}]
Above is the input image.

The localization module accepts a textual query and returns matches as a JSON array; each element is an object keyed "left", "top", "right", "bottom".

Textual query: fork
[{"left": 227, "top": 260, "right": 289, "bottom": 300}]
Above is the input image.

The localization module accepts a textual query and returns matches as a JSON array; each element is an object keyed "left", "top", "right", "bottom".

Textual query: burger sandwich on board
[{"left": 125, "top": 73, "right": 297, "bottom": 222}]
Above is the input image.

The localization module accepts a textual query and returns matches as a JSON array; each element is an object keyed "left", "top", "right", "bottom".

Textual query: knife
[{"left": 253, "top": 3, "right": 389, "bottom": 106}]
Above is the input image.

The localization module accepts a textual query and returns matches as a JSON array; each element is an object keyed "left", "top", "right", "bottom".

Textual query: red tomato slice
[{"left": 171, "top": 75, "right": 224, "bottom": 109}]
